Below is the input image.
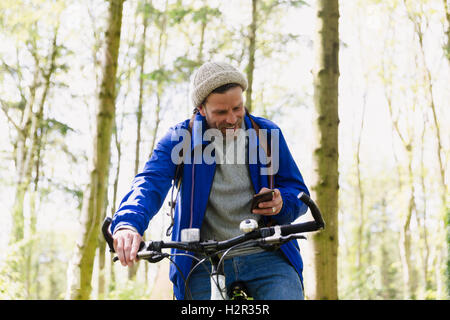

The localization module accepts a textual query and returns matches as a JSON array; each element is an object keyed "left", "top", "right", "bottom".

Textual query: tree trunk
[
  {"left": 134, "top": 0, "right": 150, "bottom": 177},
  {"left": 385, "top": 86, "right": 419, "bottom": 299},
  {"left": 398, "top": 149, "right": 417, "bottom": 299},
  {"left": 355, "top": 91, "right": 367, "bottom": 298},
  {"left": 403, "top": 1, "right": 448, "bottom": 298},
  {"left": 417, "top": 121, "right": 431, "bottom": 297},
  {"left": 97, "top": 220, "right": 106, "bottom": 298},
  {"left": 197, "top": 1, "right": 207, "bottom": 63},
  {"left": 127, "top": 0, "right": 151, "bottom": 281},
  {"left": 25, "top": 111, "right": 47, "bottom": 299},
  {"left": 443, "top": 0, "right": 450, "bottom": 61},
  {"left": 385, "top": 85, "right": 417, "bottom": 299},
  {"left": 245, "top": 0, "right": 257, "bottom": 112},
  {"left": 148, "top": 1, "right": 167, "bottom": 159},
  {"left": 310, "top": 0, "right": 340, "bottom": 300},
  {"left": 14, "top": 37, "right": 39, "bottom": 174},
  {"left": 380, "top": 197, "right": 396, "bottom": 299},
  {"left": 148, "top": 87, "right": 162, "bottom": 159},
  {"left": 97, "top": 183, "right": 110, "bottom": 299},
  {"left": 11, "top": 26, "right": 59, "bottom": 245},
  {"left": 353, "top": 14, "right": 369, "bottom": 296},
  {"left": 66, "top": 0, "right": 124, "bottom": 300},
  {"left": 109, "top": 119, "right": 123, "bottom": 291}
]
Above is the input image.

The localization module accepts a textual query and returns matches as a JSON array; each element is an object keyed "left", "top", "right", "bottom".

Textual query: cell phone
[{"left": 251, "top": 190, "right": 274, "bottom": 211}]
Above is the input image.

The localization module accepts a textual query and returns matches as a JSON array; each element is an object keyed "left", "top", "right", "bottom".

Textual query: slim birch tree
[{"left": 402, "top": 0, "right": 448, "bottom": 298}]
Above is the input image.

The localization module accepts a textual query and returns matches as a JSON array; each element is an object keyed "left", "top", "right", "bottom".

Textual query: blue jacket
[{"left": 111, "top": 112, "right": 309, "bottom": 300}]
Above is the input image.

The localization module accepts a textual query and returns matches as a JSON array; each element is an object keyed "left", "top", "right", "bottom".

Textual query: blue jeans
[{"left": 186, "top": 250, "right": 304, "bottom": 300}]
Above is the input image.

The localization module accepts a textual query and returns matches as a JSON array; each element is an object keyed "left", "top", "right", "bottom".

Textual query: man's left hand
[{"left": 252, "top": 187, "right": 283, "bottom": 216}]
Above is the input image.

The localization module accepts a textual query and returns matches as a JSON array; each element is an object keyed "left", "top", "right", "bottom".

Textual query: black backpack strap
[
  {"left": 245, "top": 108, "right": 274, "bottom": 189},
  {"left": 166, "top": 115, "right": 195, "bottom": 236},
  {"left": 246, "top": 109, "right": 277, "bottom": 228},
  {"left": 173, "top": 114, "right": 195, "bottom": 183}
]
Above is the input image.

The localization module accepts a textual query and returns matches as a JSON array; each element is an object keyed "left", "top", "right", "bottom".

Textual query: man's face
[{"left": 197, "top": 86, "right": 245, "bottom": 136}]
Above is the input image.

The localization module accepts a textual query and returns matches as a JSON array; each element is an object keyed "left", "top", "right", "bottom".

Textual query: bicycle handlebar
[
  {"left": 279, "top": 192, "right": 325, "bottom": 235},
  {"left": 102, "top": 192, "right": 324, "bottom": 260}
]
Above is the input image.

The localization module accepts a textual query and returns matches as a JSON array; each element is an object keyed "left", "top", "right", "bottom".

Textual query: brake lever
[
  {"left": 280, "top": 234, "right": 307, "bottom": 242},
  {"left": 112, "top": 247, "right": 165, "bottom": 263},
  {"left": 291, "top": 234, "right": 307, "bottom": 240},
  {"left": 258, "top": 233, "right": 307, "bottom": 248},
  {"left": 138, "top": 251, "right": 167, "bottom": 263}
]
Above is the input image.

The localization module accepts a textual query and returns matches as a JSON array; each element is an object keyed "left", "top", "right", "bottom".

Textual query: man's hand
[
  {"left": 113, "top": 228, "right": 143, "bottom": 267},
  {"left": 252, "top": 187, "right": 283, "bottom": 215}
]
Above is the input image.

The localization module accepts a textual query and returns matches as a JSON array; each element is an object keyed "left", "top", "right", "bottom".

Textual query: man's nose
[{"left": 226, "top": 112, "right": 237, "bottom": 125}]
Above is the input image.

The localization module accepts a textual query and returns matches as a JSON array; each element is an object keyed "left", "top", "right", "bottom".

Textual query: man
[{"left": 111, "top": 61, "right": 310, "bottom": 300}]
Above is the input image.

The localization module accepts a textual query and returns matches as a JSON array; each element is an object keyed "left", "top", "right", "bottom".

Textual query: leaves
[{"left": 44, "top": 118, "right": 75, "bottom": 136}]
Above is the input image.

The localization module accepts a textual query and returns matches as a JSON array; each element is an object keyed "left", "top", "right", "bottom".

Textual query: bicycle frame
[{"left": 210, "top": 256, "right": 228, "bottom": 300}]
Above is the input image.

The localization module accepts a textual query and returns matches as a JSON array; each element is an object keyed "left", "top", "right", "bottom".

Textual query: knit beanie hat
[{"left": 190, "top": 61, "right": 248, "bottom": 108}]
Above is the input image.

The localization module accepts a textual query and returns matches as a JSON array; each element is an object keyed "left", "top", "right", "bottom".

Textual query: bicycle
[{"left": 102, "top": 192, "right": 325, "bottom": 300}]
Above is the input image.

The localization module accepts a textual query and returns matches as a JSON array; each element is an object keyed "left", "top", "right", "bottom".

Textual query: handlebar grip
[
  {"left": 102, "top": 217, "right": 115, "bottom": 253},
  {"left": 280, "top": 221, "right": 321, "bottom": 236},
  {"left": 102, "top": 217, "right": 146, "bottom": 261},
  {"left": 276, "top": 193, "right": 325, "bottom": 236},
  {"left": 298, "top": 192, "right": 325, "bottom": 229}
]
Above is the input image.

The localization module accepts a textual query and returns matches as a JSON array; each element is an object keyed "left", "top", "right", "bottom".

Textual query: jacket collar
[{"left": 191, "top": 112, "right": 207, "bottom": 151}]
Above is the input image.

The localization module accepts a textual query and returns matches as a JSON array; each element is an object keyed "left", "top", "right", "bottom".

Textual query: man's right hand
[{"left": 113, "top": 228, "right": 143, "bottom": 267}]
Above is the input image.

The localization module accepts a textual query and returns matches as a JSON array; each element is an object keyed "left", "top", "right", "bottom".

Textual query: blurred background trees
[{"left": 0, "top": 0, "right": 448, "bottom": 300}]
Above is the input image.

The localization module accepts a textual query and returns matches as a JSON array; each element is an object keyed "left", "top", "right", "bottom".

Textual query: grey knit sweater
[{"left": 200, "top": 122, "right": 262, "bottom": 242}]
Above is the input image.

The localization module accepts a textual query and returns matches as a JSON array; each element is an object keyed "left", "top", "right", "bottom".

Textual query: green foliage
[
  {"left": 106, "top": 280, "right": 153, "bottom": 300},
  {"left": 191, "top": 6, "right": 221, "bottom": 24},
  {"left": 42, "top": 178, "right": 84, "bottom": 209},
  {"left": 44, "top": 118, "right": 75, "bottom": 136},
  {"left": 144, "top": 68, "right": 173, "bottom": 84},
  {"left": 259, "top": 0, "right": 308, "bottom": 13},
  {"left": 0, "top": 231, "right": 75, "bottom": 300},
  {"left": 172, "top": 56, "right": 202, "bottom": 82},
  {"left": 167, "top": 6, "right": 191, "bottom": 25},
  {"left": 0, "top": 240, "right": 27, "bottom": 299},
  {"left": 447, "top": 207, "right": 450, "bottom": 296},
  {"left": 0, "top": 0, "right": 65, "bottom": 41}
]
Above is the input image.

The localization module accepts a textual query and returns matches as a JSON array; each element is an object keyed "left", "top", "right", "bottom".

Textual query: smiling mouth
[
  {"left": 222, "top": 127, "right": 238, "bottom": 134},
  {"left": 222, "top": 123, "right": 240, "bottom": 130}
]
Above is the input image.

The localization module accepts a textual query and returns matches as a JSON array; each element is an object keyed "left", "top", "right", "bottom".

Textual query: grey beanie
[{"left": 190, "top": 61, "right": 248, "bottom": 108}]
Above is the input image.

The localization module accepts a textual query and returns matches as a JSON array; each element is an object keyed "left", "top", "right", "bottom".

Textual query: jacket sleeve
[
  {"left": 271, "top": 128, "right": 310, "bottom": 225},
  {"left": 111, "top": 127, "right": 179, "bottom": 236}
]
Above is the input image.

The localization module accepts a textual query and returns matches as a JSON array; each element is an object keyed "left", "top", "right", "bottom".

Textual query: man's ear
[{"left": 197, "top": 104, "right": 206, "bottom": 117}]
